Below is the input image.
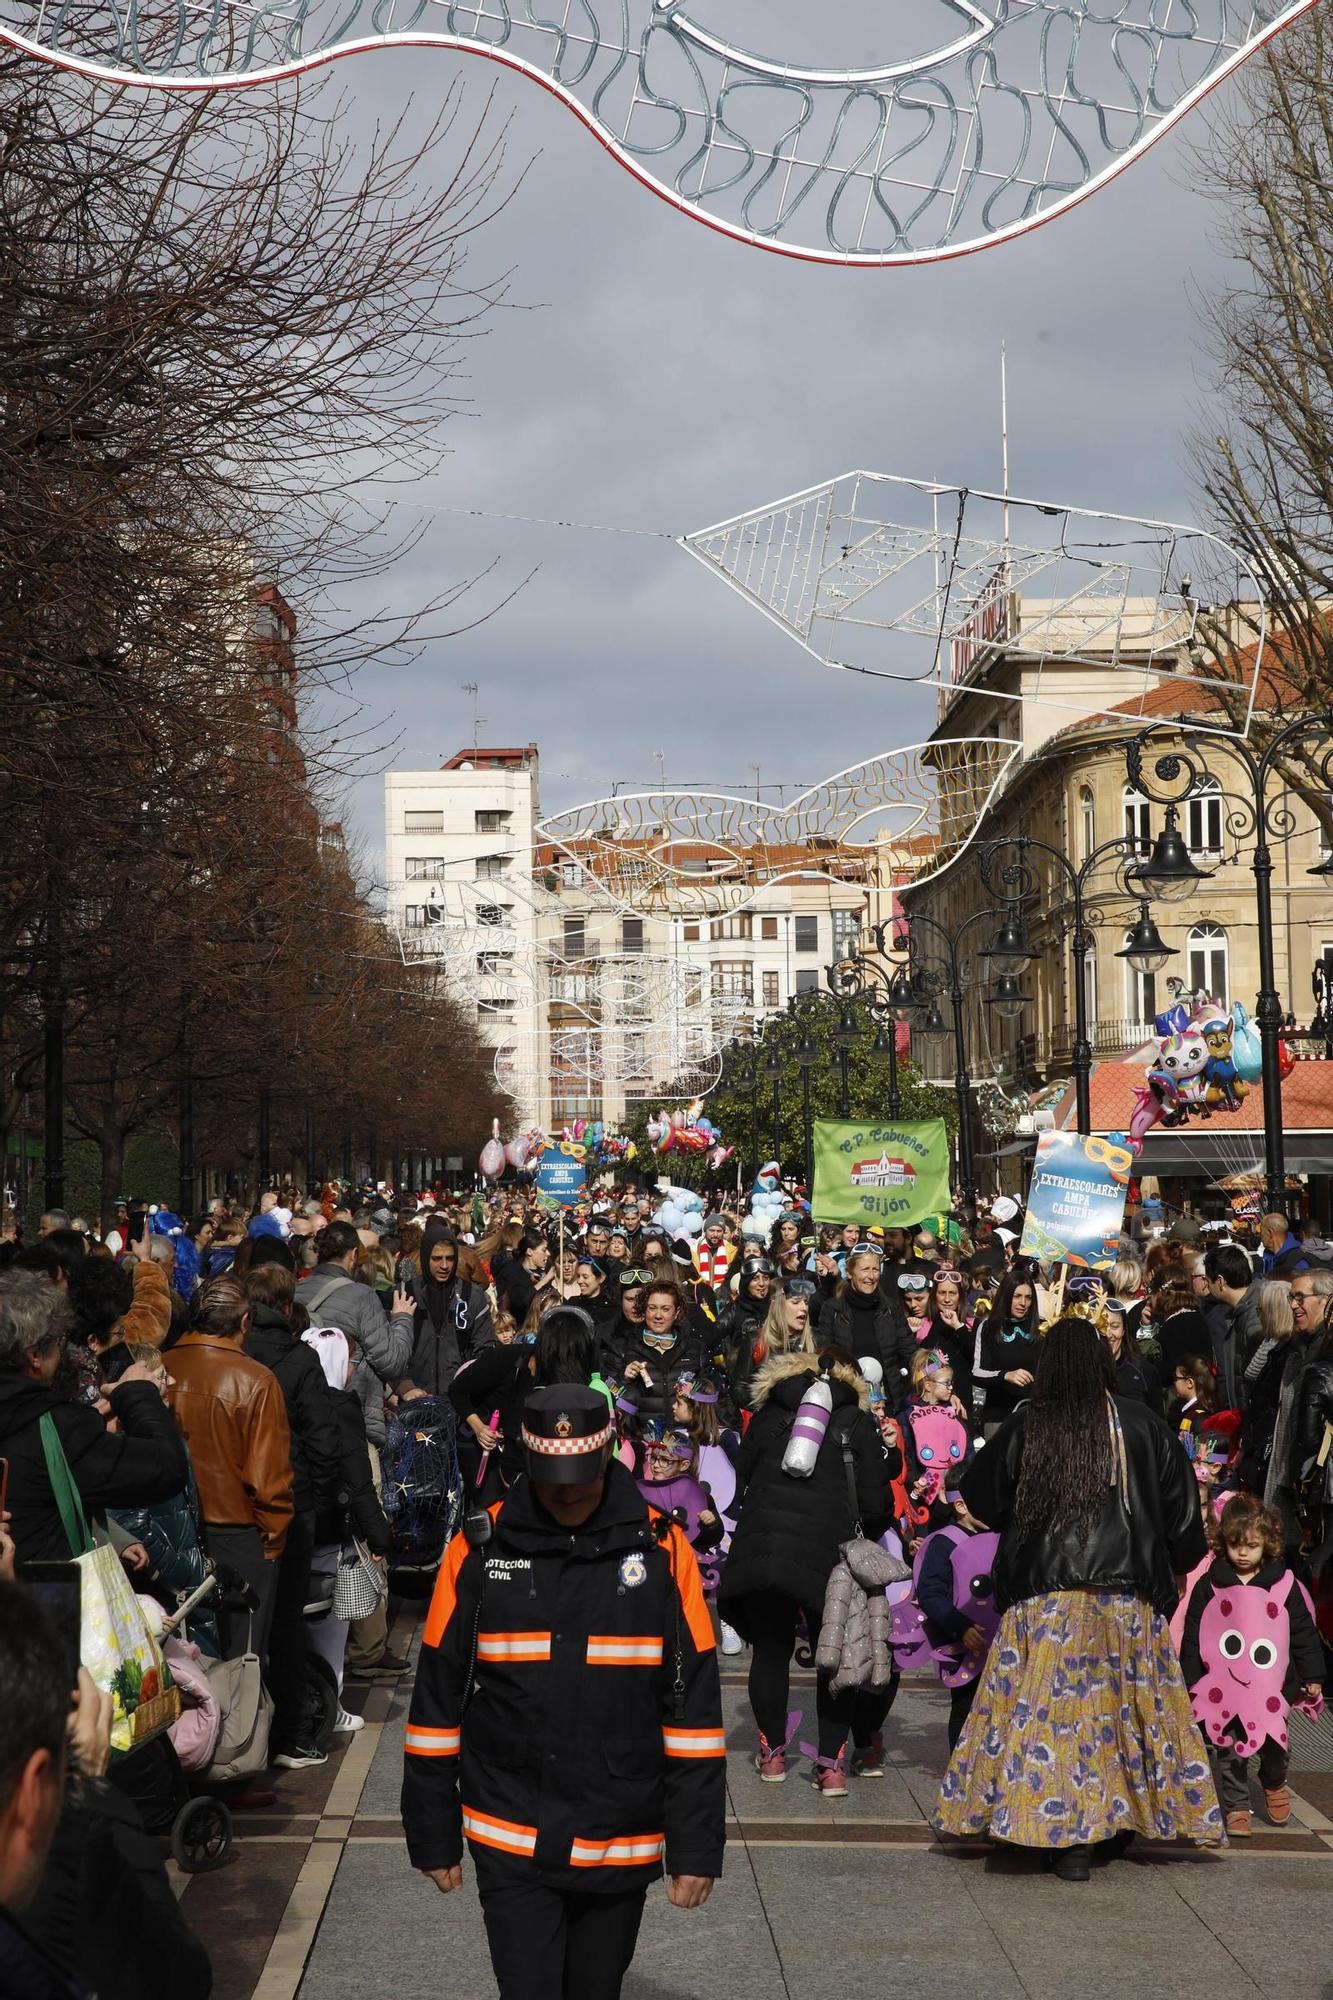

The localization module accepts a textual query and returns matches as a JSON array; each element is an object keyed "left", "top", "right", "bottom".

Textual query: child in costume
[
  {"left": 902, "top": 1348, "right": 970, "bottom": 1544},
  {"left": 1179, "top": 1493, "right": 1324, "bottom": 1837},
  {"left": 908, "top": 1471, "right": 1000, "bottom": 1749}
]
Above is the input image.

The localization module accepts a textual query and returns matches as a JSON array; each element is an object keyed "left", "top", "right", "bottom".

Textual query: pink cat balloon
[{"left": 1190, "top": 1571, "right": 1295, "bottom": 1756}]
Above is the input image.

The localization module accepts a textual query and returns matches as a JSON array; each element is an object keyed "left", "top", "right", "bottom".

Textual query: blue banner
[
  {"left": 1018, "top": 1132, "right": 1132, "bottom": 1269},
  {"left": 534, "top": 1150, "right": 587, "bottom": 1208}
]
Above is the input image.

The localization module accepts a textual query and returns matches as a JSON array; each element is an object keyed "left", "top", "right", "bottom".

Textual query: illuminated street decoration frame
[
  {"left": 682, "top": 471, "right": 1267, "bottom": 737},
  {"left": 0, "top": 0, "right": 1315, "bottom": 264}
]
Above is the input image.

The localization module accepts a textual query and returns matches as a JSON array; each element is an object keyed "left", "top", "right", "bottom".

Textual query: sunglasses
[{"left": 619, "top": 1267, "right": 653, "bottom": 1287}]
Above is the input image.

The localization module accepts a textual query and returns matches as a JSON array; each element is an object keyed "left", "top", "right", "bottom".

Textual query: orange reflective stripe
[
  {"left": 404, "top": 1724, "right": 460, "bottom": 1757},
  {"left": 476, "top": 1630, "right": 551, "bottom": 1662},
  {"left": 668, "top": 1525, "right": 717, "bottom": 1654},
  {"left": 462, "top": 1807, "right": 538, "bottom": 1857},
  {"left": 570, "top": 1832, "right": 665, "bottom": 1868},
  {"left": 662, "top": 1726, "right": 726, "bottom": 1758},
  {"left": 422, "top": 1530, "right": 471, "bottom": 1649},
  {"left": 586, "top": 1636, "right": 663, "bottom": 1666}
]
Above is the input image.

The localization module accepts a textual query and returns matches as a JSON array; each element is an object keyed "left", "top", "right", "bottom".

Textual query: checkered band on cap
[{"left": 520, "top": 1420, "right": 615, "bottom": 1457}]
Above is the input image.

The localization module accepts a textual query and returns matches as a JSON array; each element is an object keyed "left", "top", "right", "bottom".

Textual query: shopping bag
[
  {"left": 204, "top": 1638, "right": 273, "bottom": 1784},
  {"left": 39, "top": 1414, "right": 181, "bottom": 1754}
]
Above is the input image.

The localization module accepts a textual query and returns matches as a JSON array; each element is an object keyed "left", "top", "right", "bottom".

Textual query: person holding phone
[{"left": 0, "top": 1273, "right": 185, "bottom": 1568}]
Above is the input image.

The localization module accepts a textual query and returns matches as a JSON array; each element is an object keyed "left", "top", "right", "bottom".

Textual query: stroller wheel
[
  {"left": 304, "top": 1653, "right": 340, "bottom": 1753},
  {"left": 170, "top": 1795, "right": 233, "bottom": 1873}
]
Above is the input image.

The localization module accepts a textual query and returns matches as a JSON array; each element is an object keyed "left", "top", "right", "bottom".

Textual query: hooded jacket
[
  {"left": 401, "top": 1460, "right": 725, "bottom": 1890},
  {"left": 243, "top": 1302, "right": 341, "bottom": 1516},
  {"left": 960, "top": 1393, "right": 1206, "bottom": 1616},
  {"left": 0, "top": 1373, "right": 186, "bottom": 1564},
  {"left": 717, "top": 1353, "right": 889, "bottom": 1623},
  {"left": 295, "top": 1263, "right": 413, "bottom": 1446}
]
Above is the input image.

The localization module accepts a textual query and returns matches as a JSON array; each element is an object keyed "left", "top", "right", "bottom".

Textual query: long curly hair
[{"left": 1013, "top": 1318, "right": 1116, "bottom": 1540}]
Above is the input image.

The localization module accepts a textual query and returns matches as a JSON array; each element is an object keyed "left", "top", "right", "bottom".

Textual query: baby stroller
[
  {"left": 380, "top": 1396, "right": 464, "bottom": 1583},
  {"left": 109, "top": 1574, "right": 240, "bottom": 1873}
]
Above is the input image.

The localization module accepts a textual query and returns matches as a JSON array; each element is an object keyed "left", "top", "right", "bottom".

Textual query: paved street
[{"left": 175, "top": 1609, "right": 1333, "bottom": 2000}]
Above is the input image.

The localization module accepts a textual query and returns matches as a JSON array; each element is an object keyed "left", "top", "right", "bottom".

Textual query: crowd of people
[{"left": 2, "top": 1174, "right": 1332, "bottom": 1995}]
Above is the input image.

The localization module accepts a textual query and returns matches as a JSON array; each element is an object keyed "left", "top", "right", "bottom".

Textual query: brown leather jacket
[{"left": 169, "top": 1332, "right": 294, "bottom": 1557}]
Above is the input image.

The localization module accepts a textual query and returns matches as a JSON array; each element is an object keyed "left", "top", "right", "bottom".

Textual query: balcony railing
[{"left": 1040, "top": 1019, "right": 1156, "bottom": 1064}]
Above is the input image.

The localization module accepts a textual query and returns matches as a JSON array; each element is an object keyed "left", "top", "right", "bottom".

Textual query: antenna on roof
[{"left": 462, "top": 681, "right": 484, "bottom": 753}]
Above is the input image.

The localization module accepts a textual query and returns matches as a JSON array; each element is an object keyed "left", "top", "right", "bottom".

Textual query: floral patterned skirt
[{"left": 932, "top": 1590, "right": 1223, "bottom": 1849}]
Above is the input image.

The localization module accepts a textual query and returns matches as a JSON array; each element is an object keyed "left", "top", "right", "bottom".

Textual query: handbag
[
  {"left": 203, "top": 1629, "right": 274, "bottom": 1783},
  {"left": 333, "top": 1535, "right": 388, "bottom": 1622},
  {"left": 1298, "top": 1417, "right": 1333, "bottom": 1514},
  {"left": 39, "top": 1414, "right": 182, "bottom": 1754}
]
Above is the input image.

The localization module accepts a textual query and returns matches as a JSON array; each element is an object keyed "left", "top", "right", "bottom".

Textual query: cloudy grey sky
[{"left": 311, "top": 15, "right": 1239, "bottom": 881}]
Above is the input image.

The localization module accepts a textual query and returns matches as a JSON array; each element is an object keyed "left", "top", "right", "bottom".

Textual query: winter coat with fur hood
[{"left": 717, "top": 1353, "right": 889, "bottom": 1629}]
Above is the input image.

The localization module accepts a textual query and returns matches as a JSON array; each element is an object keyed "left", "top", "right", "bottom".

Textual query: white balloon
[{"left": 682, "top": 1212, "right": 704, "bottom": 1235}]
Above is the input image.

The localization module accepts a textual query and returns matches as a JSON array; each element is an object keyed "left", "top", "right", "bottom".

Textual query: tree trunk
[{"left": 99, "top": 1130, "right": 127, "bottom": 1237}]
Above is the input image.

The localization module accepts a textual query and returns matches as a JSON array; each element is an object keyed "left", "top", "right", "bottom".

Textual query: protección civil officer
[{"left": 402, "top": 1382, "right": 726, "bottom": 1999}]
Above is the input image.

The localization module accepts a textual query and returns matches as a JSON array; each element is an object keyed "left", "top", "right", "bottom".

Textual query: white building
[{"left": 383, "top": 746, "right": 545, "bottom": 1126}]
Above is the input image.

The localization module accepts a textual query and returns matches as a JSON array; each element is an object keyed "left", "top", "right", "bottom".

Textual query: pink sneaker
[
  {"left": 812, "top": 1748, "right": 849, "bottom": 1799},
  {"left": 755, "top": 1736, "right": 787, "bottom": 1783}
]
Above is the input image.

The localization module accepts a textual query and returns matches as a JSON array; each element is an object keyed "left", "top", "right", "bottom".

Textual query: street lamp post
[
  {"left": 794, "top": 1018, "right": 817, "bottom": 1192},
  {"left": 1126, "top": 717, "right": 1333, "bottom": 1214},
  {"left": 762, "top": 1040, "right": 783, "bottom": 1171},
  {"left": 974, "top": 833, "right": 1178, "bottom": 1135}
]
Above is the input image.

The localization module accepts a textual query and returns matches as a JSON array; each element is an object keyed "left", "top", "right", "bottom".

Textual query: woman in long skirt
[{"left": 933, "top": 1318, "right": 1222, "bottom": 1880}]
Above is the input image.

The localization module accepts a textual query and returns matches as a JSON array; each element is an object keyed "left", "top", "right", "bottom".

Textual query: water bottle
[{"left": 782, "top": 1374, "right": 835, "bottom": 1477}]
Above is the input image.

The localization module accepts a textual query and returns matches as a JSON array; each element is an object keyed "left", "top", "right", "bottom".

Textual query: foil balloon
[{"left": 479, "top": 1117, "right": 505, "bottom": 1182}]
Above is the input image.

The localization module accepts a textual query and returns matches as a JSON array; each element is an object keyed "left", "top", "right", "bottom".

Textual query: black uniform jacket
[{"left": 401, "top": 1459, "right": 726, "bottom": 1891}]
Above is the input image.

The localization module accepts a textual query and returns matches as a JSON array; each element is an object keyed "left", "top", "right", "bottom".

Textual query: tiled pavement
[{"left": 175, "top": 1612, "right": 1333, "bottom": 2000}]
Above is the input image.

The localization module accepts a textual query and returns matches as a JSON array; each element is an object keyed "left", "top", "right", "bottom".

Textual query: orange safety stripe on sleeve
[
  {"left": 668, "top": 1524, "right": 717, "bottom": 1654},
  {"left": 661, "top": 1726, "right": 727, "bottom": 1758},
  {"left": 421, "top": 1505, "right": 502, "bottom": 1649},
  {"left": 404, "top": 1724, "right": 461, "bottom": 1757},
  {"left": 586, "top": 1636, "right": 663, "bottom": 1666},
  {"left": 461, "top": 1807, "right": 538, "bottom": 1857},
  {"left": 570, "top": 1832, "right": 665, "bottom": 1868},
  {"left": 476, "top": 1631, "right": 551, "bottom": 1662}
]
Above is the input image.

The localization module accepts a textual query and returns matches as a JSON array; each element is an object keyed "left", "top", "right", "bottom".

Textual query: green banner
[{"left": 811, "top": 1118, "right": 952, "bottom": 1228}]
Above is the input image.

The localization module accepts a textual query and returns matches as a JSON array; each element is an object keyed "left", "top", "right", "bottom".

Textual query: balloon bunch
[
  {"left": 535, "top": 1121, "right": 637, "bottom": 1170},
  {"left": 478, "top": 1118, "right": 545, "bottom": 1181},
  {"left": 741, "top": 1163, "right": 799, "bottom": 1241},
  {"left": 644, "top": 1099, "right": 734, "bottom": 1171},
  {"left": 1128, "top": 996, "right": 1293, "bottom": 1149},
  {"left": 652, "top": 1184, "right": 706, "bottom": 1240}
]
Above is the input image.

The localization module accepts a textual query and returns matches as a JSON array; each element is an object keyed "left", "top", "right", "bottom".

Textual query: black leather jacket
[
  {"left": 960, "top": 1394, "right": 1206, "bottom": 1617},
  {"left": 1296, "top": 1337, "right": 1333, "bottom": 1504}
]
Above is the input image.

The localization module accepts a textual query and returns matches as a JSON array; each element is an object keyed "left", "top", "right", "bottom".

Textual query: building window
[
  {"left": 477, "top": 998, "right": 515, "bottom": 1018},
  {"left": 621, "top": 918, "right": 644, "bottom": 954},
  {"left": 793, "top": 915, "right": 820, "bottom": 954},
  {"left": 476, "top": 950, "right": 513, "bottom": 975},
  {"left": 475, "top": 810, "right": 510, "bottom": 833},
  {"left": 709, "top": 913, "right": 753, "bottom": 941},
  {"left": 1124, "top": 933, "right": 1158, "bottom": 1025},
  {"left": 476, "top": 904, "right": 507, "bottom": 927},
  {"left": 794, "top": 968, "right": 819, "bottom": 994},
  {"left": 1123, "top": 788, "right": 1152, "bottom": 855},
  {"left": 1187, "top": 922, "right": 1228, "bottom": 997},
  {"left": 761, "top": 916, "right": 779, "bottom": 941},
  {"left": 1079, "top": 786, "right": 1096, "bottom": 865},
  {"left": 403, "top": 905, "right": 423, "bottom": 928},
  {"left": 762, "top": 970, "right": 780, "bottom": 1008},
  {"left": 711, "top": 961, "right": 753, "bottom": 1002},
  {"left": 405, "top": 857, "right": 444, "bottom": 881},
  {"left": 562, "top": 860, "right": 584, "bottom": 889},
  {"left": 1186, "top": 779, "right": 1223, "bottom": 859},
  {"left": 476, "top": 854, "right": 507, "bottom": 880},
  {"left": 682, "top": 922, "right": 700, "bottom": 942},
  {"left": 404, "top": 810, "right": 444, "bottom": 834},
  {"left": 832, "top": 909, "right": 861, "bottom": 960},
  {"left": 563, "top": 917, "right": 586, "bottom": 958}
]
